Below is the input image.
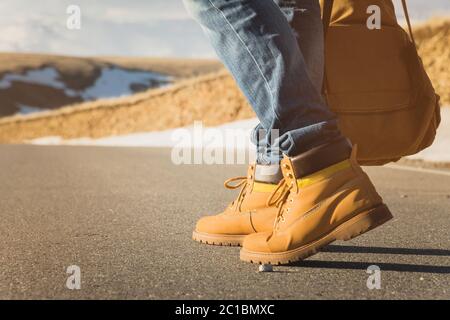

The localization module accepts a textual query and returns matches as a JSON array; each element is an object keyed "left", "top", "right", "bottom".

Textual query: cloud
[
  {"left": 0, "top": 0, "right": 448, "bottom": 58},
  {"left": 394, "top": 0, "right": 450, "bottom": 21},
  {"left": 103, "top": 4, "right": 191, "bottom": 23},
  {"left": 0, "top": 14, "right": 65, "bottom": 52},
  {"left": 0, "top": 1, "right": 216, "bottom": 58}
]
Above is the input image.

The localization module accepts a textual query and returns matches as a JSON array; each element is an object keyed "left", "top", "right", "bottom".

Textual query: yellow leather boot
[
  {"left": 193, "top": 163, "right": 282, "bottom": 246},
  {"left": 240, "top": 139, "right": 393, "bottom": 264}
]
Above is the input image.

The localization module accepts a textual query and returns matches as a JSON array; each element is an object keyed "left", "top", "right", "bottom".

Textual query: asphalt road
[{"left": 0, "top": 145, "right": 449, "bottom": 300}]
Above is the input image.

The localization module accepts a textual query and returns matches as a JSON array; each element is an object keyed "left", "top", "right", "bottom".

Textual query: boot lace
[
  {"left": 266, "top": 177, "right": 295, "bottom": 229},
  {"left": 224, "top": 176, "right": 249, "bottom": 212}
]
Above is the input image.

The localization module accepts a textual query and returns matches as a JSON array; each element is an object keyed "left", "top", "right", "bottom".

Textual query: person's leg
[
  {"left": 184, "top": 0, "right": 393, "bottom": 258},
  {"left": 185, "top": 0, "right": 339, "bottom": 246},
  {"left": 289, "top": 0, "right": 325, "bottom": 93},
  {"left": 253, "top": 0, "right": 325, "bottom": 164},
  {"left": 183, "top": 0, "right": 343, "bottom": 165}
]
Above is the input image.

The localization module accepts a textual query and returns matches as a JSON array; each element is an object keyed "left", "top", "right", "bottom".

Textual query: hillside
[
  {"left": 0, "top": 18, "right": 448, "bottom": 143},
  {"left": 414, "top": 18, "right": 450, "bottom": 105},
  {"left": 0, "top": 71, "right": 253, "bottom": 143},
  {"left": 0, "top": 53, "right": 222, "bottom": 117}
]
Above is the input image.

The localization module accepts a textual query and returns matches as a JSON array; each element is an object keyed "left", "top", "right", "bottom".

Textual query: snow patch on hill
[
  {"left": 0, "top": 67, "right": 76, "bottom": 96},
  {"left": 30, "top": 118, "right": 259, "bottom": 148},
  {"left": 0, "top": 66, "right": 172, "bottom": 115},
  {"left": 17, "top": 104, "right": 47, "bottom": 115},
  {"left": 81, "top": 67, "right": 172, "bottom": 100},
  {"left": 29, "top": 108, "right": 450, "bottom": 163}
]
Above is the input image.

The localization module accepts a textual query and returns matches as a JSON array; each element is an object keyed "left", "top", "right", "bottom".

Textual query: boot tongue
[{"left": 254, "top": 164, "right": 283, "bottom": 184}]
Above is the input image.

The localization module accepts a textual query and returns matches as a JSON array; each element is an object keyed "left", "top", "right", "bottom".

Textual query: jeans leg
[
  {"left": 254, "top": 0, "right": 325, "bottom": 163},
  {"left": 291, "top": 0, "right": 324, "bottom": 91},
  {"left": 183, "top": 0, "right": 342, "bottom": 164}
]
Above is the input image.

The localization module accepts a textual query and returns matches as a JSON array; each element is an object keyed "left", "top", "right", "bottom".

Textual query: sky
[{"left": 0, "top": 0, "right": 449, "bottom": 58}]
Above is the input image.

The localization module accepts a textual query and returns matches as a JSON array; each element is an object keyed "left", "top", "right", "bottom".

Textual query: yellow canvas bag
[{"left": 320, "top": 0, "right": 441, "bottom": 165}]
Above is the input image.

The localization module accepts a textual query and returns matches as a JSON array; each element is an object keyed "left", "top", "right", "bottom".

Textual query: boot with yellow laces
[
  {"left": 240, "top": 138, "right": 393, "bottom": 264},
  {"left": 193, "top": 163, "right": 283, "bottom": 246}
]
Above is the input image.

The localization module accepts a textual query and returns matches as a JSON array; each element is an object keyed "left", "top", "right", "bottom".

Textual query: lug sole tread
[{"left": 240, "top": 204, "right": 393, "bottom": 265}]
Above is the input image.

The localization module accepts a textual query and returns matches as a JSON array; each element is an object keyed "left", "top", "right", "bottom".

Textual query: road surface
[{"left": 0, "top": 145, "right": 449, "bottom": 299}]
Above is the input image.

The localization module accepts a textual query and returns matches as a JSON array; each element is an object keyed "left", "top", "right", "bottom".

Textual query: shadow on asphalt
[
  {"left": 280, "top": 245, "right": 450, "bottom": 274},
  {"left": 285, "top": 260, "right": 450, "bottom": 274},
  {"left": 323, "top": 244, "right": 450, "bottom": 257}
]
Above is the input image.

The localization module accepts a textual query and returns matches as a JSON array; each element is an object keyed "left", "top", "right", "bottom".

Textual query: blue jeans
[{"left": 183, "top": 0, "right": 342, "bottom": 164}]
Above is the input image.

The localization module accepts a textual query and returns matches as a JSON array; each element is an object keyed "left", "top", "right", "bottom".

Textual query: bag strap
[
  {"left": 321, "top": 0, "right": 334, "bottom": 95},
  {"left": 401, "top": 0, "right": 417, "bottom": 46},
  {"left": 322, "top": 0, "right": 334, "bottom": 37}
]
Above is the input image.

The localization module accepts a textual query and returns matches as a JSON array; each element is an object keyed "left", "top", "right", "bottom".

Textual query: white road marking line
[{"left": 385, "top": 164, "right": 450, "bottom": 177}]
